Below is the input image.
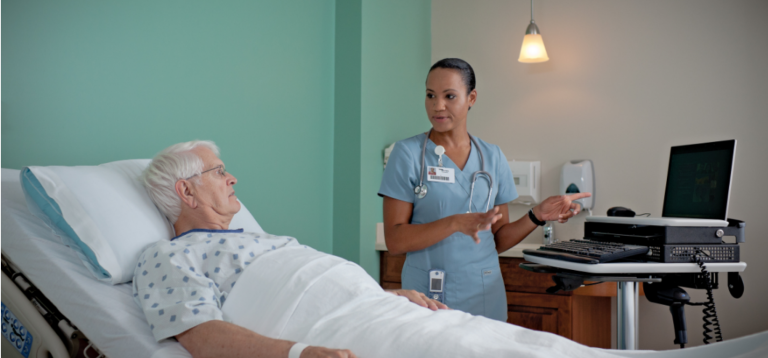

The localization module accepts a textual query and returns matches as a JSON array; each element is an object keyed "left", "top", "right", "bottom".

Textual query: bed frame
[{"left": 1, "top": 253, "right": 104, "bottom": 358}]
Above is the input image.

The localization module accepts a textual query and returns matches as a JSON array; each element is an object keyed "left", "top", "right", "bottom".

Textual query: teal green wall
[
  {"left": 331, "top": 0, "right": 432, "bottom": 278},
  {"left": 357, "top": 0, "right": 432, "bottom": 278},
  {"left": 333, "top": 0, "right": 363, "bottom": 264},
  {"left": 2, "top": 0, "right": 432, "bottom": 277},
  {"left": 2, "top": 0, "right": 335, "bottom": 252}
]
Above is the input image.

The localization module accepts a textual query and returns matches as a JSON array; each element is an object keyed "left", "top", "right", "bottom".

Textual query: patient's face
[{"left": 189, "top": 146, "right": 241, "bottom": 218}]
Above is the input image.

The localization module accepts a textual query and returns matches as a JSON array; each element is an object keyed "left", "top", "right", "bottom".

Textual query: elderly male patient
[
  {"left": 133, "top": 141, "right": 445, "bottom": 358},
  {"left": 134, "top": 140, "right": 618, "bottom": 358}
]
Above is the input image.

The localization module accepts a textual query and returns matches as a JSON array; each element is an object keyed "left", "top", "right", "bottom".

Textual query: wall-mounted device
[
  {"left": 560, "top": 159, "right": 595, "bottom": 210},
  {"left": 508, "top": 160, "right": 540, "bottom": 205},
  {"left": 383, "top": 143, "right": 396, "bottom": 169}
]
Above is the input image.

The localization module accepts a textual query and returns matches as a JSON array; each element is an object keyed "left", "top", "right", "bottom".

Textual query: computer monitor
[{"left": 662, "top": 139, "right": 736, "bottom": 220}]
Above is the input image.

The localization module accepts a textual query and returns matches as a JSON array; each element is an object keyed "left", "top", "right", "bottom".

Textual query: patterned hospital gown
[{"left": 132, "top": 228, "right": 303, "bottom": 341}]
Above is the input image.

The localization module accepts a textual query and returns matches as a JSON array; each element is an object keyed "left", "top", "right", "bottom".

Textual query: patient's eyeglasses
[{"left": 185, "top": 165, "right": 227, "bottom": 180}]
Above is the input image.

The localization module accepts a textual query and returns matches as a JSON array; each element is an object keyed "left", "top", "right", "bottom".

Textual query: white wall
[{"left": 433, "top": 0, "right": 768, "bottom": 350}]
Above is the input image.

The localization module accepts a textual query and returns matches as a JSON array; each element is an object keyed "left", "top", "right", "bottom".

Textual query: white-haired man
[{"left": 134, "top": 141, "right": 446, "bottom": 358}]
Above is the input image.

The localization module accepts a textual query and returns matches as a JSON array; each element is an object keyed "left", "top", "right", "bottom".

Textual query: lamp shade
[{"left": 518, "top": 34, "right": 549, "bottom": 63}]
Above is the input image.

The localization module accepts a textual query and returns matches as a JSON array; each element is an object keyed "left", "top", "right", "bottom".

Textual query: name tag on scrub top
[{"left": 427, "top": 166, "right": 455, "bottom": 183}]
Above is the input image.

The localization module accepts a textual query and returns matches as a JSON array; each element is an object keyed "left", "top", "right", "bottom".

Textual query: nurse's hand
[
  {"left": 533, "top": 193, "right": 592, "bottom": 223},
  {"left": 387, "top": 289, "right": 450, "bottom": 310},
  {"left": 451, "top": 207, "right": 502, "bottom": 244}
]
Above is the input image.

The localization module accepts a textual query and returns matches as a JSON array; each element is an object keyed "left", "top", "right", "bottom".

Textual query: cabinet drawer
[
  {"left": 381, "top": 282, "right": 401, "bottom": 290},
  {"left": 506, "top": 291, "right": 573, "bottom": 339},
  {"left": 500, "top": 257, "right": 564, "bottom": 295},
  {"left": 380, "top": 252, "right": 406, "bottom": 283}
]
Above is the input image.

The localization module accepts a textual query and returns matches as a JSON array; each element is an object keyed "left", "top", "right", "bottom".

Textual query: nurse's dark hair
[{"left": 428, "top": 58, "right": 476, "bottom": 95}]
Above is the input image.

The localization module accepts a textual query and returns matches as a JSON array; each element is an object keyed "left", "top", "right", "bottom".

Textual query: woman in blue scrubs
[{"left": 378, "top": 58, "right": 590, "bottom": 321}]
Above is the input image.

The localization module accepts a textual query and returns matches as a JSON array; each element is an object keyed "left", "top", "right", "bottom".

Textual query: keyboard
[{"left": 523, "top": 239, "right": 651, "bottom": 264}]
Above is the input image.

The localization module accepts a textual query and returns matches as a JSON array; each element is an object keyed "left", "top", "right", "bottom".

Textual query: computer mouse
[{"left": 607, "top": 207, "right": 636, "bottom": 217}]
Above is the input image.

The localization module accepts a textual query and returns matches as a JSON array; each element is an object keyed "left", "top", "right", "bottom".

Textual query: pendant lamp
[{"left": 518, "top": 0, "right": 549, "bottom": 63}]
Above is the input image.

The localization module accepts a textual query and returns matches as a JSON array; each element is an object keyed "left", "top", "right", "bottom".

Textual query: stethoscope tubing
[
  {"left": 469, "top": 170, "right": 493, "bottom": 213},
  {"left": 417, "top": 129, "right": 493, "bottom": 213}
]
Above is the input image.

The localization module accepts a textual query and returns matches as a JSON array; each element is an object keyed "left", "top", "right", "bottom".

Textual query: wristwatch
[{"left": 528, "top": 209, "right": 546, "bottom": 226}]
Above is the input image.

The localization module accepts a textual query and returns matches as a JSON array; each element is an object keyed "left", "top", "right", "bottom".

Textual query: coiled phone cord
[{"left": 686, "top": 249, "right": 723, "bottom": 344}]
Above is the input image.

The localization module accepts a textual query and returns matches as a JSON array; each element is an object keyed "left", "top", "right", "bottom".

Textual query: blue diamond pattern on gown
[{"left": 134, "top": 230, "right": 301, "bottom": 340}]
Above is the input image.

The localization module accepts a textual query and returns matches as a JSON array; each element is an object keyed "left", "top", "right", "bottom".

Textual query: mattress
[{"left": 1, "top": 168, "right": 182, "bottom": 357}]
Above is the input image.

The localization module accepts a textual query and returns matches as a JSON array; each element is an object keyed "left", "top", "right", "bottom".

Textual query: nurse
[{"left": 378, "top": 58, "right": 590, "bottom": 321}]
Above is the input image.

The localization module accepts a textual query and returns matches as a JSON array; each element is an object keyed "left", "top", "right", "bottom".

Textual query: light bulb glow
[{"left": 518, "top": 34, "right": 549, "bottom": 63}]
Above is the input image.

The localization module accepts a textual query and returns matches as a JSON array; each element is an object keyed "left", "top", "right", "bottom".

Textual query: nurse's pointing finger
[{"left": 565, "top": 192, "right": 592, "bottom": 201}]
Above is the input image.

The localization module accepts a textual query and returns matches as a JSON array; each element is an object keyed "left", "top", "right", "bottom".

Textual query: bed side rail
[{"left": 1, "top": 253, "right": 105, "bottom": 358}]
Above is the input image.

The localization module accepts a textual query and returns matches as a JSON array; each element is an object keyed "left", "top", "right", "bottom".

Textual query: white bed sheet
[{"left": 2, "top": 168, "right": 181, "bottom": 357}]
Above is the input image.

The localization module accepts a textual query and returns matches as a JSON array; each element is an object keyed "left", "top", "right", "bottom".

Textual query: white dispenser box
[
  {"left": 508, "top": 160, "right": 540, "bottom": 205},
  {"left": 560, "top": 159, "right": 595, "bottom": 210}
]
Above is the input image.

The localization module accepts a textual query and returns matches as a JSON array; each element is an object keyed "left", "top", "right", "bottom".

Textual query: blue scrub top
[{"left": 378, "top": 132, "right": 517, "bottom": 321}]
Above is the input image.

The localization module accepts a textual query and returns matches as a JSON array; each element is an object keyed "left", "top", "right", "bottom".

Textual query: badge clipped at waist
[{"left": 427, "top": 166, "right": 455, "bottom": 183}]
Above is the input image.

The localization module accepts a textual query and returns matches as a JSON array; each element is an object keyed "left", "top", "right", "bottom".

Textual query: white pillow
[
  {"left": 229, "top": 200, "right": 264, "bottom": 235},
  {"left": 21, "top": 159, "right": 264, "bottom": 285}
]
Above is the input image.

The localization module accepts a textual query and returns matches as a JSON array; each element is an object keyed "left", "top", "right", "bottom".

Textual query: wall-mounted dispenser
[
  {"left": 383, "top": 143, "right": 396, "bottom": 169},
  {"left": 560, "top": 160, "right": 595, "bottom": 210},
  {"left": 508, "top": 160, "right": 540, "bottom": 205}
]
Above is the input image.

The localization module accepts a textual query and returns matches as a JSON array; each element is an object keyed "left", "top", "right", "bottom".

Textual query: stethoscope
[{"left": 414, "top": 129, "right": 494, "bottom": 213}]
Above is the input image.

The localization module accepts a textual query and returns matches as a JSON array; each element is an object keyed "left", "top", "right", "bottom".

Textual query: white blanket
[
  {"left": 151, "top": 246, "right": 768, "bottom": 358},
  {"left": 219, "top": 246, "right": 623, "bottom": 358}
]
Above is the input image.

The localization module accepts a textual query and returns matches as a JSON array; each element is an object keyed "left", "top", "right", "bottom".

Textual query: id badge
[
  {"left": 428, "top": 269, "right": 445, "bottom": 303},
  {"left": 426, "top": 166, "right": 455, "bottom": 183}
]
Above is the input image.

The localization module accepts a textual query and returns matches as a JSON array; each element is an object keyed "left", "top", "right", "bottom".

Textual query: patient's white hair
[{"left": 142, "top": 140, "right": 220, "bottom": 223}]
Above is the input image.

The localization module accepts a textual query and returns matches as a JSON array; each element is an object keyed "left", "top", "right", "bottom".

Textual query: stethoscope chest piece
[{"left": 414, "top": 184, "right": 428, "bottom": 199}]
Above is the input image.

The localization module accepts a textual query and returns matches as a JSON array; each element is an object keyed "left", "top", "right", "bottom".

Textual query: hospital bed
[
  {"left": 2, "top": 166, "right": 767, "bottom": 358},
  {"left": 2, "top": 168, "right": 181, "bottom": 357}
]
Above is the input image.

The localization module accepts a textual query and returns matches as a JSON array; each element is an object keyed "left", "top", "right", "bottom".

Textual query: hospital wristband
[
  {"left": 288, "top": 342, "right": 309, "bottom": 358},
  {"left": 528, "top": 209, "right": 546, "bottom": 226}
]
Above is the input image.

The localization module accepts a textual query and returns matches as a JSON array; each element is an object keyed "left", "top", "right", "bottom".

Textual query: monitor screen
[{"left": 662, "top": 140, "right": 736, "bottom": 220}]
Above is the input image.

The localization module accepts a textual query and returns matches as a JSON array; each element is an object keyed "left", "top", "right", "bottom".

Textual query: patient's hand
[
  {"left": 387, "top": 289, "right": 449, "bottom": 310},
  {"left": 302, "top": 346, "right": 357, "bottom": 358}
]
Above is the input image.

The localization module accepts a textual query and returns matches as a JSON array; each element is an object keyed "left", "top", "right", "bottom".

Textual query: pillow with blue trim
[{"left": 21, "top": 159, "right": 265, "bottom": 285}]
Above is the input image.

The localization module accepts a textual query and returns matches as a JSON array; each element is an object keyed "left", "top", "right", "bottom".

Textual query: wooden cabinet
[{"left": 379, "top": 252, "right": 612, "bottom": 348}]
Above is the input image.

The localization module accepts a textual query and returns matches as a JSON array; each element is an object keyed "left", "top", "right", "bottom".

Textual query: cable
[
  {"left": 636, "top": 213, "right": 651, "bottom": 217},
  {"left": 582, "top": 281, "right": 604, "bottom": 286},
  {"left": 687, "top": 249, "right": 723, "bottom": 344}
]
